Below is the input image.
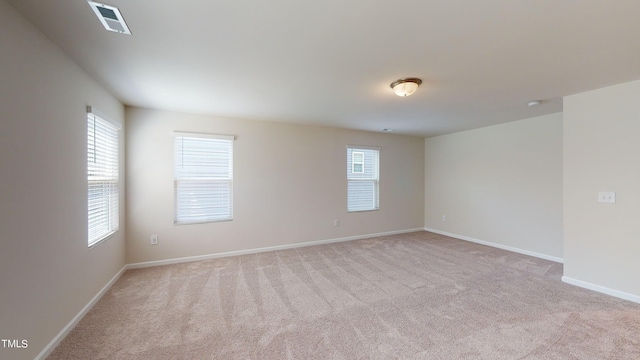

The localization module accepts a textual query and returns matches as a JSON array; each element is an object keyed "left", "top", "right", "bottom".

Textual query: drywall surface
[
  {"left": 424, "top": 113, "right": 563, "bottom": 259},
  {"left": 0, "top": 1, "right": 125, "bottom": 358},
  {"left": 126, "top": 107, "right": 424, "bottom": 263},
  {"left": 564, "top": 80, "right": 640, "bottom": 298}
]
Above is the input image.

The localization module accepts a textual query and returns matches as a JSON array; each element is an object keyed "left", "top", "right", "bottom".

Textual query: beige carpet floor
[{"left": 48, "top": 231, "right": 640, "bottom": 359}]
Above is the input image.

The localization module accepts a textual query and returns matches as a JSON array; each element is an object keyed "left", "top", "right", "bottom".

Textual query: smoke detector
[{"left": 88, "top": 1, "right": 131, "bottom": 35}]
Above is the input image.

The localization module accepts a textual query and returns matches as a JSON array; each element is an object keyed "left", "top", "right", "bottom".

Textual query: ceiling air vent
[{"left": 88, "top": 1, "right": 131, "bottom": 35}]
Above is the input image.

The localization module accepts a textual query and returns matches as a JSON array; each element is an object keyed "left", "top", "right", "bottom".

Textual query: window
[
  {"left": 352, "top": 151, "right": 364, "bottom": 173},
  {"left": 347, "top": 146, "right": 379, "bottom": 212},
  {"left": 174, "top": 133, "right": 234, "bottom": 224},
  {"left": 87, "top": 107, "right": 119, "bottom": 247}
]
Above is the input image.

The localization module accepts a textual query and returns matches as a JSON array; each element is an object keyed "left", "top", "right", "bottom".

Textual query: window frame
[
  {"left": 173, "top": 132, "right": 235, "bottom": 225},
  {"left": 346, "top": 145, "right": 380, "bottom": 213},
  {"left": 87, "top": 106, "right": 120, "bottom": 247}
]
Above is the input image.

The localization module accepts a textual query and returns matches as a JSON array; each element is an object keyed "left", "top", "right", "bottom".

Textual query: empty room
[{"left": 1, "top": 0, "right": 640, "bottom": 359}]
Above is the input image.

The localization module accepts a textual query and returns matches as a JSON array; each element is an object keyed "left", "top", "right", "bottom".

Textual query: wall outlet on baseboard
[
  {"left": 150, "top": 235, "right": 158, "bottom": 245},
  {"left": 441, "top": 215, "right": 447, "bottom": 222},
  {"left": 333, "top": 219, "right": 339, "bottom": 227}
]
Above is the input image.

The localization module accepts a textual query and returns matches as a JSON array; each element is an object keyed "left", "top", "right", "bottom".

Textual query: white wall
[
  {"left": 0, "top": 1, "right": 125, "bottom": 358},
  {"left": 424, "top": 113, "right": 563, "bottom": 260},
  {"left": 126, "top": 107, "right": 425, "bottom": 264},
  {"left": 563, "top": 80, "right": 640, "bottom": 300}
]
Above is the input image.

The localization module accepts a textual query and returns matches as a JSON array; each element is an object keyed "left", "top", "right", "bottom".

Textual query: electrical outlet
[
  {"left": 150, "top": 235, "right": 158, "bottom": 245},
  {"left": 333, "top": 219, "right": 339, "bottom": 227},
  {"left": 442, "top": 215, "right": 447, "bottom": 222},
  {"left": 598, "top": 192, "right": 616, "bottom": 203}
]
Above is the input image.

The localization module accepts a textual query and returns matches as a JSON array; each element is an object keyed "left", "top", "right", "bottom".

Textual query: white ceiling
[{"left": 8, "top": 0, "right": 640, "bottom": 137}]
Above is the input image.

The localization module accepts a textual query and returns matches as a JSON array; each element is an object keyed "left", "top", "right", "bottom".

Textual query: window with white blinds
[
  {"left": 174, "top": 133, "right": 234, "bottom": 225},
  {"left": 87, "top": 108, "right": 119, "bottom": 247},
  {"left": 347, "top": 146, "right": 380, "bottom": 212}
]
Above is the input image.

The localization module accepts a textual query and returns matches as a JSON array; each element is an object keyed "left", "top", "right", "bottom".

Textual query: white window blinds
[
  {"left": 87, "top": 108, "right": 119, "bottom": 247},
  {"left": 174, "top": 133, "right": 234, "bottom": 224},
  {"left": 347, "top": 146, "right": 380, "bottom": 212}
]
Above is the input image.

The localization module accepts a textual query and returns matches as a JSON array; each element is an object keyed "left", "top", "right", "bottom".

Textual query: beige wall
[
  {"left": 563, "top": 80, "right": 640, "bottom": 299},
  {"left": 0, "top": 1, "right": 125, "bottom": 358},
  {"left": 126, "top": 108, "right": 424, "bottom": 264},
  {"left": 424, "top": 113, "right": 563, "bottom": 260}
]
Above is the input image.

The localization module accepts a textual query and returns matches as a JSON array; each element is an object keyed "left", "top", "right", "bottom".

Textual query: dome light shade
[{"left": 390, "top": 78, "right": 422, "bottom": 97}]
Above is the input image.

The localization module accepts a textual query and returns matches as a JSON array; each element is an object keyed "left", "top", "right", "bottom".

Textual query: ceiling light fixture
[
  {"left": 390, "top": 78, "right": 422, "bottom": 97},
  {"left": 527, "top": 100, "right": 542, "bottom": 107}
]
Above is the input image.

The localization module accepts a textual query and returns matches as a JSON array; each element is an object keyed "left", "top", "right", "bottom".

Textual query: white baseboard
[
  {"left": 128, "top": 228, "right": 425, "bottom": 269},
  {"left": 561, "top": 276, "right": 640, "bottom": 304},
  {"left": 424, "top": 227, "right": 564, "bottom": 263},
  {"left": 35, "top": 265, "right": 128, "bottom": 360}
]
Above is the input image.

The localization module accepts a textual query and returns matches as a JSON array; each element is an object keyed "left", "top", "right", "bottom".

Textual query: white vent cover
[{"left": 88, "top": 1, "right": 131, "bottom": 35}]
